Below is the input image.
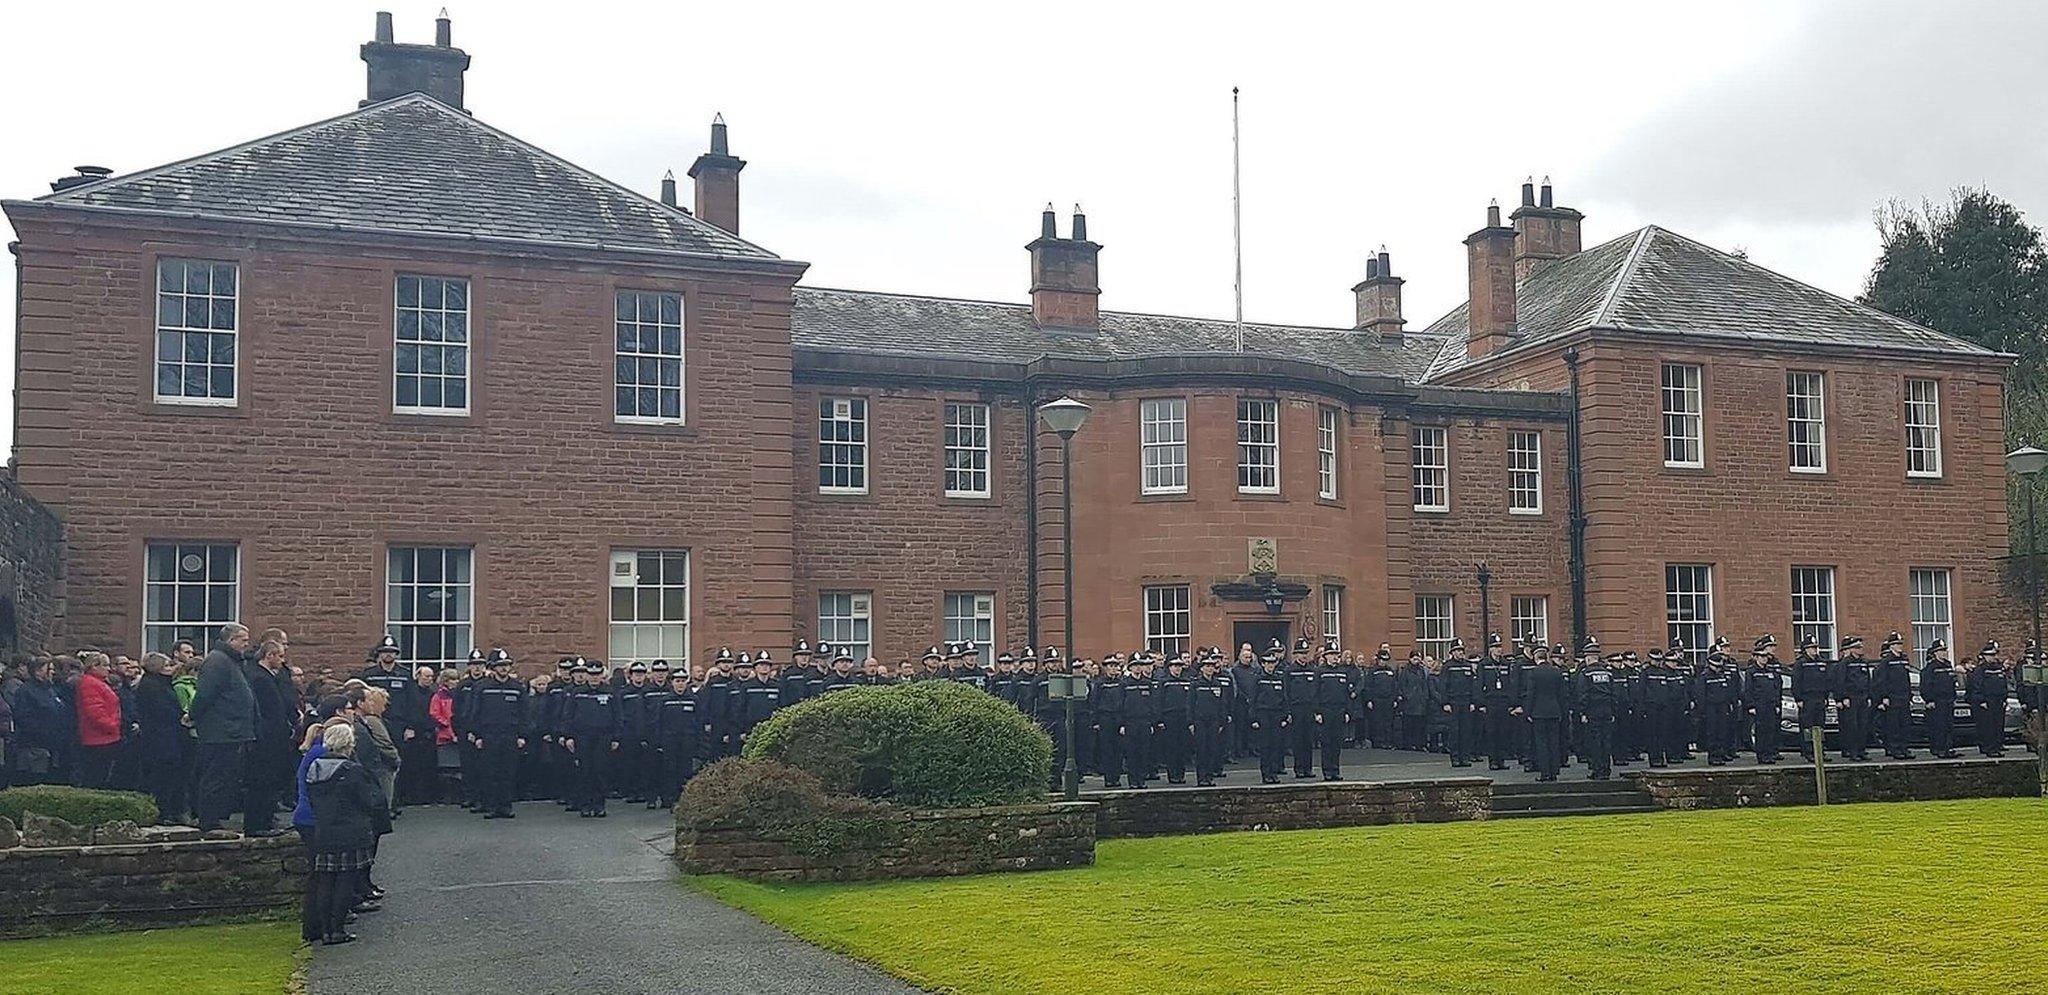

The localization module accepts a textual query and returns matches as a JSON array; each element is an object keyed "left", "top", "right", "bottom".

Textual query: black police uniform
[
  {"left": 1190, "top": 670, "right": 1230, "bottom": 786},
  {"left": 1362, "top": 655, "right": 1397, "bottom": 749},
  {"left": 1394, "top": 661, "right": 1431, "bottom": 751},
  {"left": 1575, "top": 657, "right": 1620, "bottom": 779},
  {"left": 1742, "top": 653, "right": 1788, "bottom": 763},
  {"left": 1248, "top": 663, "right": 1289, "bottom": 783},
  {"left": 1157, "top": 665, "right": 1194, "bottom": 783},
  {"left": 652, "top": 681, "right": 702, "bottom": 807},
  {"left": 1696, "top": 654, "right": 1740, "bottom": 763},
  {"left": 1790, "top": 647, "right": 1832, "bottom": 759},
  {"left": 1920, "top": 650, "right": 1959, "bottom": 758},
  {"left": 472, "top": 665, "right": 528, "bottom": 818},
  {"left": 564, "top": 667, "right": 621, "bottom": 816},
  {"left": 1093, "top": 668, "right": 1125, "bottom": 786},
  {"left": 1441, "top": 653, "right": 1479, "bottom": 766},
  {"left": 1832, "top": 645, "right": 1878, "bottom": 761},
  {"left": 1966, "top": 655, "right": 2010, "bottom": 756},
  {"left": 617, "top": 670, "right": 655, "bottom": 802},
  {"left": 1121, "top": 671, "right": 1159, "bottom": 788},
  {"left": 1874, "top": 644, "right": 1915, "bottom": 760},
  {"left": 1284, "top": 653, "right": 1321, "bottom": 777},
  {"left": 1313, "top": 660, "right": 1352, "bottom": 779},
  {"left": 1478, "top": 648, "right": 1517, "bottom": 770}
]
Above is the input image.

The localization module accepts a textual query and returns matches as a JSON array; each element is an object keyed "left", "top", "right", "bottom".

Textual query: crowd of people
[{"left": 3, "top": 621, "right": 2043, "bottom": 943}]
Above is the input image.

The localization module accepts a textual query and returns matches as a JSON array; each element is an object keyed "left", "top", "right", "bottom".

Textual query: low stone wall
[
  {"left": 0, "top": 830, "right": 303, "bottom": 937},
  {"left": 676, "top": 802, "right": 1098, "bottom": 883},
  {"left": 1629, "top": 758, "right": 2040, "bottom": 810},
  {"left": 1087, "top": 778, "right": 1493, "bottom": 839}
]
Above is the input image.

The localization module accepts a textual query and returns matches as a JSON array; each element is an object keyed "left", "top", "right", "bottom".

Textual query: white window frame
[
  {"left": 154, "top": 259, "right": 239, "bottom": 406},
  {"left": 1905, "top": 378, "right": 1943, "bottom": 478},
  {"left": 1785, "top": 371, "right": 1826, "bottom": 473},
  {"left": 1237, "top": 399, "right": 1280, "bottom": 494},
  {"left": 1509, "top": 595, "right": 1548, "bottom": 648},
  {"left": 1909, "top": 568, "right": 1953, "bottom": 657},
  {"left": 393, "top": 274, "right": 471, "bottom": 416},
  {"left": 1414, "top": 595, "right": 1454, "bottom": 660},
  {"left": 943, "top": 402, "right": 992, "bottom": 498},
  {"left": 1412, "top": 426, "right": 1449, "bottom": 512},
  {"left": 1140, "top": 398, "right": 1188, "bottom": 495},
  {"left": 609, "top": 550, "right": 690, "bottom": 667},
  {"left": 1508, "top": 429, "right": 1542, "bottom": 515},
  {"left": 1664, "top": 564, "right": 1714, "bottom": 665},
  {"left": 1317, "top": 406, "right": 1340, "bottom": 500},
  {"left": 1144, "top": 584, "right": 1192, "bottom": 659},
  {"left": 1661, "top": 362, "right": 1704, "bottom": 468},
  {"left": 1790, "top": 566, "right": 1836, "bottom": 659},
  {"left": 387, "top": 546, "right": 475, "bottom": 667},
  {"left": 1322, "top": 585, "right": 1343, "bottom": 648},
  {"left": 142, "top": 542, "right": 240, "bottom": 654},
  {"left": 615, "top": 290, "right": 686, "bottom": 425},
  {"left": 817, "top": 591, "right": 873, "bottom": 664},
  {"left": 819, "top": 396, "right": 869, "bottom": 494},
  {"left": 943, "top": 592, "right": 995, "bottom": 665}
]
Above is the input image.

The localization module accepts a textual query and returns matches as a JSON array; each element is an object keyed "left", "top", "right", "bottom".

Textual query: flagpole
[{"left": 1232, "top": 86, "right": 1245, "bottom": 354}]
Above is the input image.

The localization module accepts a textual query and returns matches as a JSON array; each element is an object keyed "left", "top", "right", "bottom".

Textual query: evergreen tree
[{"left": 1863, "top": 188, "right": 2047, "bottom": 560}]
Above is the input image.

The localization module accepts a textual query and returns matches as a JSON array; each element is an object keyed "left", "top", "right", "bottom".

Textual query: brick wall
[
  {"left": 1628, "top": 757, "right": 2038, "bottom": 810},
  {"left": 1089, "top": 777, "right": 1493, "bottom": 837},
  {"left": 674, "top": 802, "right": 1097, "bottom": 882},
  {"left": 0, "top": 831, "right": 302, "bottom": 937},
  {"left": 1445, "top": 332, "right": 2017, "bottom": 652},
  {"left": 11, "top": 215, "right": 799, "bottom": 672},
  {"left": 0, "top": 472, "right": 64, "bottom": 654}
]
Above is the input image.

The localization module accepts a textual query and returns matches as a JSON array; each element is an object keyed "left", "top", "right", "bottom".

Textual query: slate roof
[
  {"left": 23, "top": 93, "right": 777, "bottom": 262},
  {"left": 1421, "top": 225, "right": 2001, "bottom": 381},
  {"left": 792, "top": 287, "right": 1452, "bottom": 381}
]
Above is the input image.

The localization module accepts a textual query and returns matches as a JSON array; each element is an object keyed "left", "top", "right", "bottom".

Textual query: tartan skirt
[{"left": 312, "top": 847, "right": 375, "bottom": 873}]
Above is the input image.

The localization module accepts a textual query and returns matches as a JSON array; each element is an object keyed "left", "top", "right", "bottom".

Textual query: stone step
[
  {"left": 1493, "top": 803, "right": 1664, "bottom": 819},
  {"left": 1492, "top": 790, "right": 1657, "bottom": 812},
  {"left": 1494, "top": 778, "right": 1647, "bottom": 797}
]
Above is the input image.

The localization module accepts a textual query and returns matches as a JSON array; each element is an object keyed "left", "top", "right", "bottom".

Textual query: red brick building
[{"left": 3, "top": 17, "right": 2017, "bottom": 673}]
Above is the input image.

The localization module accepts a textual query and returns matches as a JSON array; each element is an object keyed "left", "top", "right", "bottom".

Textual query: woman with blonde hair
[{"left": 357, "top": 687, "right": 401, "bottom": 817}]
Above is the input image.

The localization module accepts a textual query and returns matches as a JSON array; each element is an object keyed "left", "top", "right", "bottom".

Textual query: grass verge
[{"left": 0, "top": 920, "right": 301, "bottom": 995}]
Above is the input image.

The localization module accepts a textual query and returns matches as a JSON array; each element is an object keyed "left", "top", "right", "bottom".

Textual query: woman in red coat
[{"left": 74, "top": 652, "right": 125, "bottom": 788}]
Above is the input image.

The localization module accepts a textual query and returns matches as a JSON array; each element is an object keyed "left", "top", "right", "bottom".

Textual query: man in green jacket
[{"left": 189, "top": 624, "right": 257, "bottom": 832}]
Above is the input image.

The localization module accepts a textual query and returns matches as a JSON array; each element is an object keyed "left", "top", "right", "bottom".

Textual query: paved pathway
[{"left": 307, "top": 802, "right": 919, "bottom": 995}]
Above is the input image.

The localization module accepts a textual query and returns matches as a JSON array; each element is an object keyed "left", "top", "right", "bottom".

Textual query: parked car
[{"left": 1777, "top": 666, "right": 2024, "bottom": 748}]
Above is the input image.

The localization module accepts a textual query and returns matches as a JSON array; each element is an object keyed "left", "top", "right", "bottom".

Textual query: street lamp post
[
  {"left": 1046, "top": 673, "right": 1090, "bottom": 801},
  {"left": 2006, "top": 445, "right": 2047, "bottom": 796},
  {"left": 1039, "top": 396, "right": 1092, "bottom": 800}
]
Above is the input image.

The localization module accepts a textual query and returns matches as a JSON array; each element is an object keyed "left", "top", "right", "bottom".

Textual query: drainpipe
[
  {"left": 1564, "top": 347, "right": 1589, "bottom": 652},
  {"left": 1024, "top": 390, "right": 1041, "bottom": 649}
]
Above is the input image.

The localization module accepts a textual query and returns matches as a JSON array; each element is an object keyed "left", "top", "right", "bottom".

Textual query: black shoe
[
  {"left": 580, "top": 810, "right": 594, "bottom": 818},
  {"left": 1294, "top": 772, "right": 1314, "bottom": 779},
  {"left": 1167, "top": 777, "right": 1186, "bottom": 785},
  {"left": 322, "top": 933, "right": 358, "bottom": 945},
  {"left": 483, "top": 812, "right": 503, "bottom": 819},
  {"left": 366, "top": 888, "right": 386, "bottom": 900},
  {"left": 1197, "top": 780, "right": 1214, "bottom": 787},
  {"left": 496, "top": 810, "right": 515, "bottom": 819},
  {"left": 1324, "top": 774, "right": 1344, "bottom": 782},
  {"left": 595, "top": 810, "right": 608, "bottom": 817},
  {"left": 351, "top": 901, "right": 381, "bottom": 914}
]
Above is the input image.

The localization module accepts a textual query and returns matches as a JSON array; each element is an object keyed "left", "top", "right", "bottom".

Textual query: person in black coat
[
  {"left": 190, "top": 625, "right": 257, "bottom": 832},
  {"left": 1919, "top": 639, "right": 1960, "bottom": 758},
  {"left": 1393, "top": 652, "right": 1431, "bottom": 752},
  {"left": 134, "top": 652, "right": 189, "bottom": 822},
  {"left": 243, "top": 639, "right": 296, "bottom": 834},
  {"left": 1247, "top": 649, "right": 1288, "bottom": 784},
  {"left": 1519, "top": 648, "right": 1569, "bottom": 781},
  {"left": 304, "top": 721, "right": 390, "bottom": 946},
  {"left": 1966, "top": 643, "right": 2011, "bottom": 757},
  {"left": 1742, "top": 636, "right": 1789, "bottom": 764},
  {"left": 1874, "top": 632, "right": 1916, "bottom": 760},
  {"left": 1361, "top": 646, "right": 1397, "bottom": 750}
]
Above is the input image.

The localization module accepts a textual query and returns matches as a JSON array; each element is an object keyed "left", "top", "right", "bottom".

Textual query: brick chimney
[
  {"left": 1510, "top": 176, "right": 1584, "bottom": 279},
  {"left": 688, "top": 114, "right": 746, "bottom": 235},
  {"left": 1464, "top": 200, "right": 1518, "bottom": 359},
  {"left": 361, "top": 10, "right": 470, "bottom": 111},
  {"left": 1351, "top": 247, "right": 1404, "bottom": 340},
  {"left": 1028, "top": 204, "right": 1101, "bottom": 330}
]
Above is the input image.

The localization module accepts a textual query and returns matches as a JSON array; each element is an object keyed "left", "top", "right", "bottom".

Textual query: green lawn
[
  {"left": 698, "top": 799, "right": 2048, "bottom": 995},
  {"left": 0, "top": 921, "right": 300, "bottom": 995}
]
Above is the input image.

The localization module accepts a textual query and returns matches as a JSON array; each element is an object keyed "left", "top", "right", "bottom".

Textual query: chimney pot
[
  {"left": 687, "top": 115, "right": 746, "bottom": 234},
  {"left": 1521, "top": 177, "right": 1535, "bottom": 207},
  {"left": 374, "top": 11, "right": 394, "bottom": 43},
  {"left": 1366, "top": 258, "right": 1380, "bottom": 279},
  {"left": 1028, "top": 206, "right": 1101, "bottom": 330},
  {"left": 1486, "top": 200, "right": 1502, "bottom": 227},
  {"left": 659, "top": 170, "right": 677, "bottom": 208},
  {"left": 436, "top": 9, "right": 452, "bottom": 47},
  {"left": 1539, "top": 176, "right": 1554, "bottom": 208},
  {"left": 1377, "top": 249, "right": 1391, "bottom": 275}
]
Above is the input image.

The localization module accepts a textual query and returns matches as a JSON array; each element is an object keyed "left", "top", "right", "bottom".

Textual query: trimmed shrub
[
  {"left": 678, "top": 757, "right": 874, "bottom": 831},
  {"left": 743, "top": 681, "right": 1052, "bottom": 808},
  {"left": 0, "top": 785, "right": 159, "bottom": 828}
]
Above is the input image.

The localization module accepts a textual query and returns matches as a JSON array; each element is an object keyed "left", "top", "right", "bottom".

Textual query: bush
[
  {"left": 0, "top": 785, "right": 159, "bottom": 828},
  {"left": 743, "top": 681, "right": 1052, "bottom": 808},
  {"left": 678, "top": 757, "right": 874, "bottom": 831}
]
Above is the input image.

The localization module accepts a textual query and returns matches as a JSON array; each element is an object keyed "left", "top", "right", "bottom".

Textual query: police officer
[
  {"left": 1191, "top": 654, "right": 1230, "bottom": 786},
  {"left": 1874, "top": 631, "right": 1915, "bottom": 760},
  {"left": 1641, "top": 648, "right": 1677, "bottom": 767},
  {"left": 1094, "top": 654, "right": 1127, "bottom": 787},
  {"left": 1477, "top": 634, "right": 1516, "bottom": 771},
  {"left": 1575, "top": 638, "right": 1618, "bottom": 779},
  {"left": 563, "top": 657, "right": 620, "bottom": 817},
  {"left": 824, "top": 646, "right": 860, "bottom": 692},
  {"left": 1790, "top": 636, "right": 1831, "bottom": 760},
  {"left": 471, "top": 649, "right": 527, "bottom": 819},
  {"left": 1121, "top": 653, "right": 1159, "bottom": 789},
  {"left": 1156, "top": 654, "right": 1195, "bottom": 784},
  {"left": 1394, "top": 650, "right": 1430, "bottom": 752},
  {"left": 803, "top": 644, "right": 832, "bottom": 700},
  {"left": 1227, "top": 645, "right": 1258, "bottom": 761},
  {"left": 1833, "top": 636, "right": 1877, "bottom": 762},
  {"left": 779, "top": 642, "right": 814, "bottom": 708},
  {"left": 700, "top": 649, "right": 737, "bottom": 759},
  {"left": 1248, "top": 647, "right": 1289, "bottom": 784},
  {"left": 453, "top": 648, "right": 488, "bottom": 809},
  {"left": 1612, "top": 651, "right": 1642, "bottom": 765},
  {"left": 738, "top": 654, "right": 780, "bottom": 745},
  {"left": 1070, "top": 653, "right": 1099, "bottom": 777},
  {"left": 1966, "top": 642, "right": 2010, "bottom": 757},
  {"left": 1283, "top": 638, "right": 1320, "bottom": 778},
  {"left": 539, "top": 659, "right": 577, "bottom": 804},
  {"left": 652, "top": 667, "right": 701, "bottom": 808},
  {"left": 1361, "top": 645, "right": 1397, "bottom": 750},
  {"left": 1438, "top": 640, "right": 1478, "bottom": 767},
  {"left": 1743, "top": 636, "right": 1788, "bottom": 763},
  {"left": 1520, "top": 642, "right": 1568, "bottom": 781},
  {"left": 1697, "top": 638, "right": 1741, "bottom": 765},
  {"left": 1313, "top": 640, "right": 1352, "bottom": 780},
  {"left": 1920, "top": 638, "right": 1959, "bottom": 758},
  {"left": 616, "top": 661, "right": 654, "bottom": 803}
]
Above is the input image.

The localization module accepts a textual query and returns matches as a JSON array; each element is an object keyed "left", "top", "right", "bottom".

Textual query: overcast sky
[{"left": 4, "top": 0, "right": 2045, "bottom": 452}]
